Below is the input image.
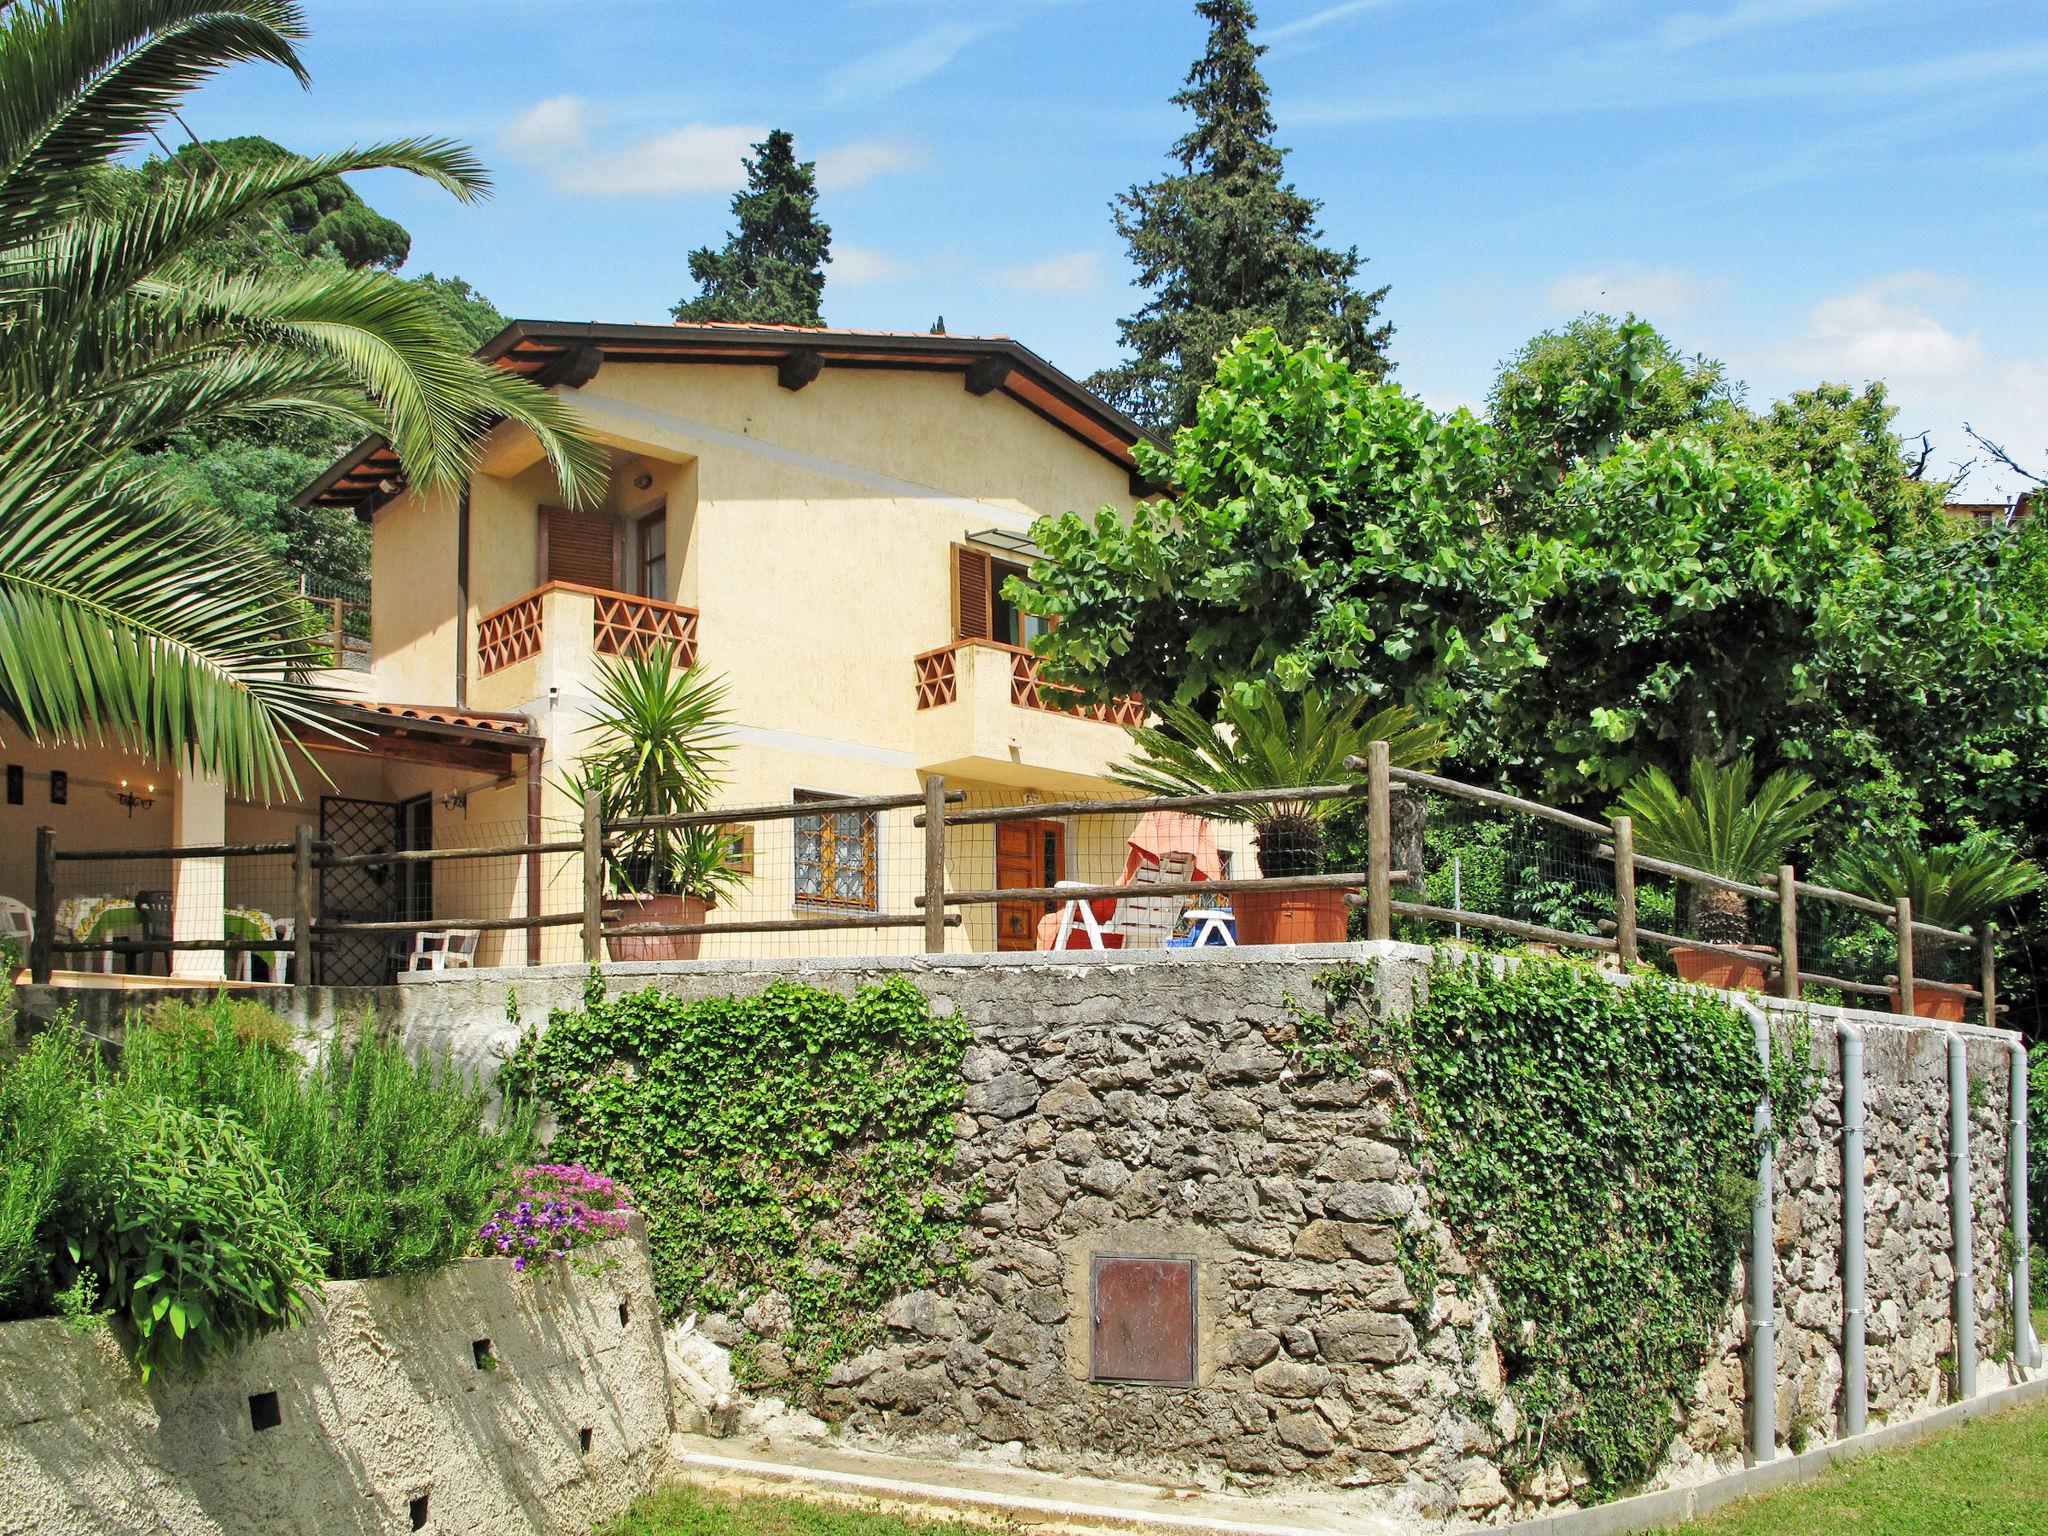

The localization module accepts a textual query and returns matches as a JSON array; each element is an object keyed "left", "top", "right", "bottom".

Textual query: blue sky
[{"left": 183, "top": 0, "right": 2048, "bottom": 497}]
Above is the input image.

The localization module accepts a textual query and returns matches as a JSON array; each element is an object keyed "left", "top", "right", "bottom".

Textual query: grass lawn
[{"left": 597, "top": 1486, "right": 994, "bottom": 1536}]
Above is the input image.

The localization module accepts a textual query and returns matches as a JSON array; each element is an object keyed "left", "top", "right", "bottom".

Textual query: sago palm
[
  {"left": 1112, "top": 690, "right": 1443, "bottom": 876},
  {"left": 1827, "top": 832, "right": 2042, "bottom": 932},
  {"left": 0, "top": 0, "right": 606, "bottom": 797},
  {"left": 1612, "top": 756, "right": 1832, "bottom": 945}
]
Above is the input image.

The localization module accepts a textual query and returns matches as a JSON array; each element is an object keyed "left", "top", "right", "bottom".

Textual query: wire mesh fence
[{"left": 19, "top": 755, "right": 2005, "bottom": 1025}]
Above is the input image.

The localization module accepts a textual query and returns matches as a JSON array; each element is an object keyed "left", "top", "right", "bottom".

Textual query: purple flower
[{"left": 477, "top": 1162, "right": 637, "bottom": 1273}]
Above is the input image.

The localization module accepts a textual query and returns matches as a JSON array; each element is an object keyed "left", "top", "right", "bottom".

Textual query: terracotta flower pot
[
  {"left": 1671, "top": 943, "right": 1773, "bottom": 994},
  {"left": 605, "top": 893, "right": 709, "bottom": 962},
  {"left": 1235, "top": 885, "right": 1352, "bottom": 946},
  {"left": 1887, "top": 979, "right": 1967, "bottom": 1022}
]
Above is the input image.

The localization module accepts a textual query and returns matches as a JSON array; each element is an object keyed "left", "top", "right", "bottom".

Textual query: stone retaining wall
[
  {"left": 0, "top": 1234, "right": 674, "bottom": 1536},
  {"left": 23, "top": 944, "right": 2026, "bottom": 1527}
]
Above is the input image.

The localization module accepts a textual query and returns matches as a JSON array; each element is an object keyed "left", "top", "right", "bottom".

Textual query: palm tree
[
  {"left": 0, "top": 0, "right": 606, "bottom": 797},
  {"left": 1612, "top": 756, "right": 1832, "bottom": 945},
  {"left": 1111, "top": 690, "right": 1443, "bottom": 876},
  {"left": 1828, "top": 832, "right": 2043, "bottom": 932}
]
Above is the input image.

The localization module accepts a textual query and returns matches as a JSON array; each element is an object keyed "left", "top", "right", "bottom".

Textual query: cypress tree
[
  {"left": 672, "top": 130, "right": 831, "bottom": 325},
  {"left": 1091, "top": 0, "right": 1392, "bottom": 430}
]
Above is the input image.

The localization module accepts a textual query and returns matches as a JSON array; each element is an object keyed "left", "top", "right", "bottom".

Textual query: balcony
[
  {"left": 475, "top": 582, "right": 700, "bottom": 679},
  {"left": 915, "top": 640, "right": 1144, "bottom": 727},
  {"left": 913, "top": 640, "right": 1145, "bottom": 789}
]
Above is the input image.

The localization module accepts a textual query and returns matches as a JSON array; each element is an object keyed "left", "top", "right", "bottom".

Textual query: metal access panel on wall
[{"left": 1090, "top": 1255, "right": 1196, "bottom": 1384}]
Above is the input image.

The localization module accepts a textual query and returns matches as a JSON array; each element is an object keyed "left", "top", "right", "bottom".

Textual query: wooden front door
[{"left": 996, "top": 819, "right": 1065, "bottom": 951}]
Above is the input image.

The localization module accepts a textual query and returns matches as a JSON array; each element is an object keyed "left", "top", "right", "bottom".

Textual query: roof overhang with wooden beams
[
  {"left": 295, "top": 322, "right": 1164, "bottom": 517},
  {"left": 304, "top": 702, "right": 541, "bottom": 777}
]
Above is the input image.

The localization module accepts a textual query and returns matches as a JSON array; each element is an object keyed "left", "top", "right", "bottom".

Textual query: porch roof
[
  {"left": 306, "top": 701, "right": 540, "bottom": 776},
  {"left": 295, "top": 321, "right": 1162, "bottom": 516}
]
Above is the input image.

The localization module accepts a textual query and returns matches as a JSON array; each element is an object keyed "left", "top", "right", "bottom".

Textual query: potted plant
[
  {"left": 1111, "top": 690, "right": 1442, "bottom": 946},
  {"left": 1829, "top": 833, "right": 2042, "bottom": 1020},
  {"left": 562, "top": 651, "right": 747, "bottom": 961},
  {"left": 1613, "top": 756, "right": 1831, "bottom": 992}
]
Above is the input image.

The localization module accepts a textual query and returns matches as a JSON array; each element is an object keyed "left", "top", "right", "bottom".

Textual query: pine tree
[
  {"left": 672, "top": 130, "right": 831, "bottom": 325},
  {"left": 1090, "top": 0, "right": 1392, "bottom": 431}
]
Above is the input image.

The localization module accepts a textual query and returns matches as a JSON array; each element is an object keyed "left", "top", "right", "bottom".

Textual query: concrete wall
[
  {"left": 0, "top": 1234, "right": 673, "bottom": 1536},
  {"left": 303, "top": 945, "right": 2030, "bottom": 1525}
]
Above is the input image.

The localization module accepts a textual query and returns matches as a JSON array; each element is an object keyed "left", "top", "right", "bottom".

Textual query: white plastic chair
[
  {"left": 0, "top": 896, "right": 31, "bottom": 966},
  {"left": 407, "top": 930, "right": 478, "bottom": 972},
  {"left": 1052, "top": 851, "right": 1197, "bottom": 951}
]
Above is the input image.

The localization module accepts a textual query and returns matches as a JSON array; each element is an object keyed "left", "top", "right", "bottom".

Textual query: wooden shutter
[
  {"left": 953, "top": 545, "right": 993, "bottom": 641},
  {"left": 542, "top": 506, "right": 617, "bottom": 589}
]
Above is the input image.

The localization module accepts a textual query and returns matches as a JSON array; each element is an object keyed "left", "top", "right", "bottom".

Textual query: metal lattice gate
[{"left": 318, "top": 796, "right": 400, "bottom": 985}]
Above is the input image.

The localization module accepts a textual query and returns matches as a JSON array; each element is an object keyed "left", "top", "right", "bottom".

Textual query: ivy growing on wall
[
  {"left": 499, "top": 976, "right": 972, "bottom": 1390},
  {"left": 1302, "top": 954, "right": 1810, "bottom": 1499}
]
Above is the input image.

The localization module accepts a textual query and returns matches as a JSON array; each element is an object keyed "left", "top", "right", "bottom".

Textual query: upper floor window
[
  {"left": 793, "top": 790, "right": 877, "bottom": 911},
  {"left": 637, "top": 508, "right": 668, "bottom": 599},
  {"left": 955, "top": 545, "right": 1049, "bottom": 648}
]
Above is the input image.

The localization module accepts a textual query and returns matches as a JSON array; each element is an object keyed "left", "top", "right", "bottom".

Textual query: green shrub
[
  {"left": 501, "top": 977, "right": 971, "bottom": 1388},
  {"left": 122, "top": 998, "right": 536, "bottom": 1278},
  {"left": 79, "top": 1094, "right": 322, "bottom": 1381},
  {"left": 0, "top": 1027, "right": 103, "bottom": 1318},
  {"left": 1301, "top": 955, "right": 1807, "bottom": 1500}
]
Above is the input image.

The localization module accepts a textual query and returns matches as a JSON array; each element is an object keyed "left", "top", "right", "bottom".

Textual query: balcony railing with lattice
[
  {"left": 913, "top": 639, "right": 1143, "bottom": 726},
  {"left": 593, "top": 590, "right": 699, "bottom": 666},
  {"left": 914, "top": 645, "right": 960, "bottom": 709},
  {"left": 476, "top": 590, "right": 544, "bottom": 676}
]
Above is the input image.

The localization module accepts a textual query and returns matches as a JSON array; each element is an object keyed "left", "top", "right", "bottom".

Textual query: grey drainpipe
[
  {"left": 1840, "top": 1021, "right": 1867, "bottom": 1436},
  {"left": 1736, "top": 998, "right": 1775, "bottom": 1463},
  {"left": 454, "top": 482, "right": 472, "bottom": 710},
  {"left": 2012, "top": 1038, "right": 2038, "bottom": 1372},
  {"left": 1950, "top": 1032, "right": 1977, "bottom": 1400}
]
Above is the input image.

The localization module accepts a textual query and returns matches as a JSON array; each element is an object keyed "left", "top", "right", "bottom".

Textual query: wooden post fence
[
  {"left": 292, "top": 824, "right": 315, "bottom": 986},
  {"left": 923, "top": 775, "right": 948, "bottom": 954},
  {"left": 1365, "top": 740, "right": 1392, "bottom": 941},
  {"left": 581, "top": 786, "right": 604, "bottom": 964},
  {"left": 1611, "top": 814, "right": 1638, "bottom": 968},
  {"left": 30, "top": 826, "right": 55, "bottom": 986},
  {"left": 1778, "top": 865, "right": 1799, "bottom": 1002},
  {"left": 1895, "top": 896, "right": 1916, "bottom": 1017},
  {"left": 1981, "top": 923, "right": 1998, "bottom": 1025}
]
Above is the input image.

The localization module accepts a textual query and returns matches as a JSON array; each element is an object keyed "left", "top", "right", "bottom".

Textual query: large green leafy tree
[
  {"left": 1024, "top": 331, "right": 1551, "bottom": 715},
  {"left": 671, "top": 129, "right": 830, "bottom": 326},
  {"left": 0, "top": 0, "right": 603, "bottom": 797},
  {"left": 145, "top": 133, "right": 410, "bottom": 268},
  {"left": 1089, "top": 0, "right": 1391, "bottom": 433}
]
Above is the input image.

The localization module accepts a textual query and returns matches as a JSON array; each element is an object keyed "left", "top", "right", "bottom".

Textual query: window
[
  {"left": 793, "top": 791, "right": 876, "bottom": 910},
  {"left": 637, "top": 508, "right": 667, "bottom": 599},
  {"left": 954, "top": 544, "right": 1048, "bottom": 647}
]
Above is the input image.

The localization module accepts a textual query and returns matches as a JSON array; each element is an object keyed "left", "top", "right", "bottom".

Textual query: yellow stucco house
[
  {"left": 2, "top": 321, "right": 1256, "bottom": 982},
  {"left": 287, "top": 319, "right": 1208, "bottom": 972}
]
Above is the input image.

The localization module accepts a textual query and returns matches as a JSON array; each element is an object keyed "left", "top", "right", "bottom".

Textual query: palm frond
[
  {"left": 1612, "top": 755, "right": 1832, "bottom": 884},
  {"left": 0, "top": 426, "right": 344, "bottom": 796},
  {"left": 0, "top": 0, "right": 308, "bottom": 248},
  {"left": 1112, "top": 690, "right": 1444, "bottom": 825},
  {"left": 1827, "top": 833, "right": 2043, "bottom": 931}
]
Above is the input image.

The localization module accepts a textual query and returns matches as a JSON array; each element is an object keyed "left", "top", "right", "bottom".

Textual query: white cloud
[
  {"left": 1783, "top": 272, "right": 1981, "bottom": 383},
  {"left": 1268, "top": 0, "right": 1406, "bottom": 43},
  {"left": 499, "top": 96, "right": 762, "bottom": 196},
  {"left": 1544, "top": 264, "right": 1729, "bottom": 320},
  {"left": 994, "top": 250, "right": 1104, "bottom": 295},
  {"left": 815, "top": 137, "right": 926, "bottom": 192},
  {"left": 825, "top": 20, "right": 996, "bottom": 105},
  {"left": 830, "top": 245, "right": 915, "bottom": 285},
  {"left": 1657, "top": 0, "right": 1861, "bottom": 51}
]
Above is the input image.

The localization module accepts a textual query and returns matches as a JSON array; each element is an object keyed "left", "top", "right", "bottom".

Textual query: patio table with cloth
[{"left": 55, "top": 897, "right": 280, "bottom": 970}]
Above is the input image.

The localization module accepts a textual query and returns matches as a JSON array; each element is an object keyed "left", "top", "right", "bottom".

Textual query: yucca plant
[
  {"left": 1612, "top": 756, "right": 1832, "bottom": 945},
  {"left": 0, "top": 1, "right": 606, "bottom": 798},
  {"left": 1111, "top": 690, "right": 1443, "bottom": 876},
  {"left": 560, "top": 650, "right": 745, "bottom": 901},
  {"left": 1827, "top": 832, "right": 2043, "bottom": 932}
]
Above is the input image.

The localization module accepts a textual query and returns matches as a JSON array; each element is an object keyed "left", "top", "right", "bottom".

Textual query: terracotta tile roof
[
  {"left": 357, "top": 702, "right": 533, "bottom": 736},
  {"left": 668, "top": 320, "right": 1013, "bottom": 340}
]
